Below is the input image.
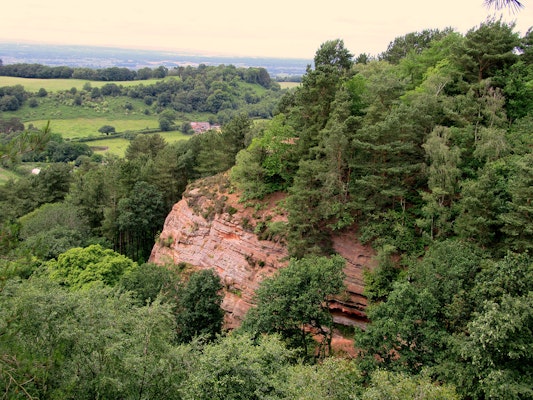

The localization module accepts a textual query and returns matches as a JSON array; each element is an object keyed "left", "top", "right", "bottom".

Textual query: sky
[{"left": 1, "top": 0, "right": 532, "bottom": 59}]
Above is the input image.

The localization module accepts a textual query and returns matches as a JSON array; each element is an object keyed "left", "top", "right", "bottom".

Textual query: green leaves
[
  {"left": 45, "top": 244, "right": 137, "bottom": 290},
  {"left": 242, "top": 255, "right": 345, "bottom": 357},
  {"left": 175, "top": 269, "right": 224, "bottom": 343},
  {"left": 459, "top": 293, "right": 533, "bottom": 399},
  {"left": 182, "top": 333, "right": 293, "bottom": 400},
  {"left": 313, "top": 39, "right": 353, "bottom": 72},
  {"left": 283, "top": 358, "right": 363, "bottom": 400},
  {"left": 18, "top": 202, "right": 91, "bottom": 260},
  {"left": 0, "top": 277, "right": 183, "bottom": 399},
  {"left": 356, "top": 280, "right": 445, "bottom": 373},
  {"left": 231, "top": 114, "right": 297, "bottom": 199},
  {"left": 362, "top": 370, "right": 459, "bottom": 400}
]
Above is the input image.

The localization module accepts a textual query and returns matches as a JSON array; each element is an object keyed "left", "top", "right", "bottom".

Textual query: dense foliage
[
  {"left": 1, "top": 17, "right": 532, "bottom": 399},
  {"left": 241, "top": 255, "right": 346, "bottom": 358},
  {"left": 231, "top": 20, "right": 533, "bottom": 398},
  {"left": 0, "top": 63, "right": 274, "bottom": 87}
]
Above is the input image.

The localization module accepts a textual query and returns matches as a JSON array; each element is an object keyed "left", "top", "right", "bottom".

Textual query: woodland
[{"left": 1, "top": 16, "right": 533, "bottom": 399}]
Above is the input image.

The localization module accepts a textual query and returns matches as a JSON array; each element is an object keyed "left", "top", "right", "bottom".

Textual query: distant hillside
[{"left": 0, "top": 42, "right": 310, "bottom": 79}]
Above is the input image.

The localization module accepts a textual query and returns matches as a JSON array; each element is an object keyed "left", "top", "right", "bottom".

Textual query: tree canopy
[{"left": 0, "top": 15, "right": 532, "bottom": 399}]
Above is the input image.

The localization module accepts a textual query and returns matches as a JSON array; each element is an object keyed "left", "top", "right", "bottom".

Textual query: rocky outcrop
[{"left": 149, "top": 174, "right": 375, "bottom": 330}]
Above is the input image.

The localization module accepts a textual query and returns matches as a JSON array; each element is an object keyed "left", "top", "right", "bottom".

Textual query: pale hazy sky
[{"left": 1, "top": 0, "right": 531, "bottom": 59}]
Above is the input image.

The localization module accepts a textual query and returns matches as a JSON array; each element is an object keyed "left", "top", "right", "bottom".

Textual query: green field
[
  {"left": 278, "top": 82, "right": 300, "bottom": 89},
  {"left": 0, "top": 77, "right": 188, "bottom": 156},
  {"left": 0, "top": 167, "right": 19, "bottom": 185},
  {"left": 88, "top": 130, "right": 192, "bottom": 157},
  {"left": 158, "top": 130, "right": 193, "bottom": 144},
  {"left": 0, "top": 76, "right": 298, "bottom": 93},
  {"left": 86, "top": 137, "right": 131, "bottom": 157},
  {"left": 28, "top": 118, "right": 159, "bottom": 140},
  {"left": 1, "top": 75, "right": 275, "bottom": 157},
  {"left": 0, "top": 76, "right": 164, "bottom": 92}
]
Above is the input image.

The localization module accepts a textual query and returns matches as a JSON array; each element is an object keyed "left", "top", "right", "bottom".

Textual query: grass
[
  {"left": 87, "top": 138, "right": 131, "bottom": 157},
  {"left": 158, "top": 131, "right": 193, "bottom": 144},
  {"left": 28, "top": 118, "right": 158, "bottom": 140},
  {"left": 88, "top": 130, "right": 191, "bottom": 157},
  {"left": 0, "top": 166, "right": 19, "bottom": 185},
  {"left": 0, "top": 76, "right": 165, "bottom": 92},
  {"left": 278, "top": 82, "right": 300, "bottom": 89},
  {"left": 5, "top": 96, "right": 155, "bottom": 122},
  {"left": 0, "top": 77, "right": 222, "bottom": 157}
]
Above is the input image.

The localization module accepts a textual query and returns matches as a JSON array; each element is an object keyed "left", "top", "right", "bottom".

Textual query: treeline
[
  {"left": 0, "top": 64, "right": 281, "bottom": 119},
  {"left": 96, "top": 64, "right": 278, "bottom": 115},
  {"left": 233, "top": 20, "right": 533, "bottom": 258},
  {"left": 0, "top": 248, "right": 459, "bottom": 399},
  {"left": 0, "top": 60, "right": 274, "bottom": 87}
]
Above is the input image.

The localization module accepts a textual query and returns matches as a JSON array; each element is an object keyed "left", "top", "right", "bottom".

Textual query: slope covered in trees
[
  {"left": 233, "top": 20, "right": 533, "bottom": 259},
  {"left": 231, "top": 19, "right": 533, "bottom": 398}
]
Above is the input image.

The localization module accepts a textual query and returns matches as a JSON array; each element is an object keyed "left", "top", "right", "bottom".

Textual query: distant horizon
[
  {"left": 0, "top": 41, "right": 312, "bottom": 77},
  {"left": 0, "top": 40, "right": 313, "bottom": 62},
  {"left": 1, "top": 0, "right": 530, "bottom": 60}
]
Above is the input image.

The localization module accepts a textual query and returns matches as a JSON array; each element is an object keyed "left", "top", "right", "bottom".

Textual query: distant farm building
[{"left": 190, "top": 122, "right": 221, "bottom": 134}]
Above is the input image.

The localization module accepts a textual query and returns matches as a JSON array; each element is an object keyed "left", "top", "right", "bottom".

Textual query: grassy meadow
[
  {"left": 278, "top": 82, "right": 300, "bottom": 89},
  {"left": 28, "top": 118, "right": 159, "bottom": 140},
  {"left": 0, "top": 166, "right": 19, "bottom": 185},
  {"left": 0, "top": 76, "right": 163, "bottom": 92},
  {"left": 0, "top": 77, "right": 198, "bottom": 157},
  {"left": 88, "top": 130, "right": 191, "bottom": 157},
  {"left": 7, "top": 95, "right": 156, "bottom": 122}
]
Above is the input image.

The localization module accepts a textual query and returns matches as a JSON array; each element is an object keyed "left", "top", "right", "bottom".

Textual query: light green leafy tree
[
  {"left": 417, "top": 126, "right": 462, "bottom": 239},
  {"left": 356, "top": 240, "right": 484, "bottom": 374},
  {"left": 181, "top": 333, "right": 293, "bottom": 400},
  {"left": 45, "top": 244, "right": 137, "bottom": 290},
  {"left": 459, "top": 292, "right": 533, "bottom": 400},
  {"left": 18, "top": 202, "right": 91, "bottom": 260},
  {"left": 231, "top": 114, "right": 298, "bottom": 199},
  {"left": 362, "top": 370, "right": 459, "bottom": 400},
  {"left": 283, "top": 358, "right": 363, "bottom": 400},
  {"left": 0, "top": 278, "right": 184, "bottom": 399},
  {"left": 158, "top": 109, "right": 176, "bottom": 131}
]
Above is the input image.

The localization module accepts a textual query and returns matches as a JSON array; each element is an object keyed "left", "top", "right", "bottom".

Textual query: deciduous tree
[
  {"left": 175, "top": 269, "right": 224, "bottom": 343},
  {"left": 242, "top": 255, "right": 345, "bottom": 357},
  {"left": 45, "top": 244, "right": 137, "bottom": 289}
]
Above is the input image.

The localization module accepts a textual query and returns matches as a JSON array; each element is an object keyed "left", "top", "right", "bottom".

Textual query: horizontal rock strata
[{"left": 150, "top": 177, "right": 375, "bottom": 329}]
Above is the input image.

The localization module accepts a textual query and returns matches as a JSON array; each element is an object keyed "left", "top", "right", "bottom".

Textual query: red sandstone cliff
[{"left": 149, "top": 174, "right": 376, "bottom": 330}]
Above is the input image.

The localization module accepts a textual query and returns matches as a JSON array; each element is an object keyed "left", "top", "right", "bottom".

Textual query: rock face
[{"left": 149, "top": 174, "right": 375, "bottom": 329}]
